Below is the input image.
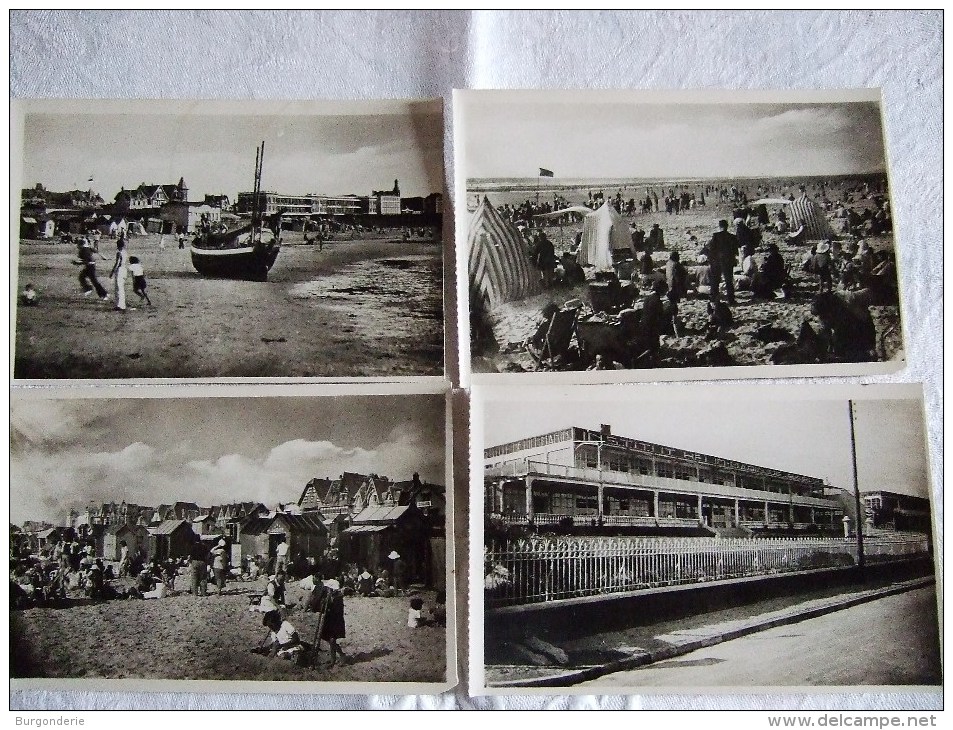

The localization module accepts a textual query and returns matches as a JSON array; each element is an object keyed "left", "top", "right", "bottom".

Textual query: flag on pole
[{"left": 538, "top": 168, "right": 554, "bottom": 177}]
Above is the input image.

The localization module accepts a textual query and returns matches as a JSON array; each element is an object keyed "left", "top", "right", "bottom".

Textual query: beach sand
[
  {"left": 11, "top": 579, "right": 447, "bottom": 683},
  {"left": 14, "top": 232, "right": 444, "bottom": 379}
]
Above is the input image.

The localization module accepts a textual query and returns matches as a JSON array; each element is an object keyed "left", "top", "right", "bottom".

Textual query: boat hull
[{"left": 190, "top": 244, "right": 280, "bottom": 282}]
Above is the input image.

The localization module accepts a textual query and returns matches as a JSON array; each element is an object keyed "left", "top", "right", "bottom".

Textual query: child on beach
[
  {"left": 128, "top": 256, "right": 152, "bottom": 306},
  {"left": 20, "top": 284, "right": 38, "bottom": 306}
]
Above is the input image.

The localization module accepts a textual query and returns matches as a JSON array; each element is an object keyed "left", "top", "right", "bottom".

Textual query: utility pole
[{"left": 848, "top": 400, "right": 865, "bottom": 579}]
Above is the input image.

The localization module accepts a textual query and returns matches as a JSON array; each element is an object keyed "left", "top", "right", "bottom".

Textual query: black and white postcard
[
  {"left": 10, "top": 384, "right": 454, "bottom": 694},
  {"left": 11, "top": 99, "right": 445, "bottom": 381},
  {"left": 470, "top": 383, "right": 939, "bottom": 693},
  {"left": 455, "top": 89, "right": 904, "bottom": 384}
]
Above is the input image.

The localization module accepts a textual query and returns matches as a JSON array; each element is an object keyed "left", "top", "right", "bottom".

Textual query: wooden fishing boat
[{"left": 190, "top": 141, "right": 280, "bottom": 282}]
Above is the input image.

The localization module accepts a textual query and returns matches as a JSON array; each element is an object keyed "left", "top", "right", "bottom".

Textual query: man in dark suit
[{"left": 707, "top": 219, "right": 739, "bottom": 305}]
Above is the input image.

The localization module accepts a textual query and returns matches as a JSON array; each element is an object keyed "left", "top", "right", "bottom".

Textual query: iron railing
[{"left": 484, "top": 534, "right": 930, "bottom": 608}]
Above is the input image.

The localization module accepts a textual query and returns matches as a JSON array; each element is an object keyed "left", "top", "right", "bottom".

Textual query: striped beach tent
[
  {"left": 468, "top": 196, "right": 542, "bottom": 312},
  {"left": 787, "top": 194, "right": 835, "bottom": 240}
]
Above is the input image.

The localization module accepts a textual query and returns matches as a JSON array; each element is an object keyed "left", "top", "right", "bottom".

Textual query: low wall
[{"left": 484, "top": 556, "right": 935, "bottom": 643}]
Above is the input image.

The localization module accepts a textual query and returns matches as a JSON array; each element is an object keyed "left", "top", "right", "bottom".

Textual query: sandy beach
[
  {"left": 11, "top": 578, "right": 447, "bottom": 683},
  {"left": 470, "top": 187, "right": 902, "bottom": 373},
  {"left": 14, "top": 231, "right": 444, "bottom": 379}
]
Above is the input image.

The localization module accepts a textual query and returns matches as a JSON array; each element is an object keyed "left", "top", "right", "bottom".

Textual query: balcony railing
[{"left": 486, "top": 460, "right": 839, "bottom": 510}]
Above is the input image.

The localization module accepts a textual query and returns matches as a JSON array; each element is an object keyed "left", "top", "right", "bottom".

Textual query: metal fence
[{"left": 484, "top": 534, "right": 930, "bottom": 609}]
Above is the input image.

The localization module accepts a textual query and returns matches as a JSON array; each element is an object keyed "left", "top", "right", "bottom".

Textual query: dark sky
[{"left": 10, "top": 393, "right": 446, "bottom": 525}]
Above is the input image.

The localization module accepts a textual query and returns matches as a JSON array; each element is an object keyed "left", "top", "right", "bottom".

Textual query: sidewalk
[{"left": 485, "top": 575, "right": 935, "bottom": 688}]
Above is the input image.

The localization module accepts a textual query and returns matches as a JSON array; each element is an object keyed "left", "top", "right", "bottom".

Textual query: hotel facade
[{"left": 484, "top": 426, "right": 845, "bottom": 532}]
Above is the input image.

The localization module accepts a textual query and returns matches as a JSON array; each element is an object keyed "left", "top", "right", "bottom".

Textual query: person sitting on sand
[
  {"left": 803, "top": 241, "right": 834, "bottom": 293},
  {"left": 255, "top": 610, "right": 304, "bottom": 661},
  {"left": 560, "top": 252, "right": 585, "bottom": 285},
  {"left": 356, "top": 568, "right": 375, "bottom": 597},
  {"left": 407, "top": 594, "right": 424, "bottom": 628},
  {"left": 265, "top": 571, "right": 287, "bottom": 609},
  {"left": 750, "top": 244, "right": 789, "bottom": 300},
  {"left": 20, "top": 283, "right": 38, "bottom": 307}
]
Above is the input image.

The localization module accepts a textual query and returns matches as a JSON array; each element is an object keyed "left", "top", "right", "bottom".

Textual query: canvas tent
[
  {"left": 468, "top": 196, "right": 542, "bottom": 311},
  {"left": 575, "top": 202, "right": 632, "bottom": 269},
  {"left": 754, "top": 196, "right": 834, "bottom": 240}
]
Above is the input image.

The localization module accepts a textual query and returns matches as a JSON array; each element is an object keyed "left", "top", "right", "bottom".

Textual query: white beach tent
[
  {"left": 578, "top": 202, "right": 631, "bottom": 269},
  {"left": 468, "top": 196, "right": 542, "bottom": 311},
  {"left": 535, "top": 202, "right": 631, "bottom": 269}
]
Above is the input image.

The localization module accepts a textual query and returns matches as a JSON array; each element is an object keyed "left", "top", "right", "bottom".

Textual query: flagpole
[{"left": 848, "top": 399, "right": 865, "bottom": 580}]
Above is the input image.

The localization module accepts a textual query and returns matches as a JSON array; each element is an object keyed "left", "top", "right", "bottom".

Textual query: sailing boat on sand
[{"left": 190, "top": 141, "right": 281, "bottom": 282}]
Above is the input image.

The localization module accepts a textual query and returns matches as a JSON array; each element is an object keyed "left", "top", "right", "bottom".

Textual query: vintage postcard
[
  {"left": 11, "top": 99, "right": 445, "bottom": 382},
  {"left": 455, "top": 89, "right": 905, "bottom": 384},
  {"left": 10, "top": 383, "right": 455, "bottom": 694},
  {"left": 469, "top": 383, "right": 939, "bottom": 694}
]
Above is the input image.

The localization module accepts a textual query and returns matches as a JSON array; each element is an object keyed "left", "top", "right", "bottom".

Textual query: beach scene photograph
[
  {"left": 10, "top": 390, "right": 451, "bottom": 687},
  {"left": 459, "top": 90, "right": 903, "bottom": 378},
  {"left": 12, "top": 100, "right": 444, "bottom": 380}
]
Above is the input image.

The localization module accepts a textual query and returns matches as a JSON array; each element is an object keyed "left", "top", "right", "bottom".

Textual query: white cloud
[{"left": 12, "top": 431, "right": 443, "bottom": 525}]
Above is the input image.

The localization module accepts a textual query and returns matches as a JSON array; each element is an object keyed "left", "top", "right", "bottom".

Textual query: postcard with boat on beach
[
  {"left": 10, "top": 384, "right": 455, "bottom": 694},
  {"left": 11, "top": 99, "right": 445, "bottom": 382},
  {"left": 455, "top": 89, "right": 905, "bottom": 384}
]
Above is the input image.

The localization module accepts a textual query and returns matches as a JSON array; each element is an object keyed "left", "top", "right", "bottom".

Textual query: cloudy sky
[
  {"left": 463, "top": 96, "right": 886, "bottom": 179},
  {"left": 19, "top": 104, "right": 443, "bottom": 201},
  {"left": 10, "top": 394, "right": 446, "bottom": 525},
  {"left": 481, "top": 386, "right": 930, "bottom": 500}
]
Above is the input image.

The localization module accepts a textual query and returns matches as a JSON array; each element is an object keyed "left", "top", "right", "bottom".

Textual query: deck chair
[{"left": 527, "top": 306, "right": 578, "bottom": 368}]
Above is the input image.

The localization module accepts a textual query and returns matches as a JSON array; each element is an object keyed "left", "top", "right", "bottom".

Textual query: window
[{"left": 656, "top": 463, "right": 674, "bottom": 479}]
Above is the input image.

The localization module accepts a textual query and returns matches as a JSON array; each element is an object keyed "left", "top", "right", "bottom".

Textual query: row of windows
[
  {"left": 576, "top": 446, "right": 814, "bottom": 496},
  {"left": 573, "top": 428, "right": 822, "bottom": 487},
  {"left": 485, "top": 430, "right": 573, "bottom": 459}
]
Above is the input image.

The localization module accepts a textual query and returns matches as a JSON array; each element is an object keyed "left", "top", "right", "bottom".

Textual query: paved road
[{"left": 582, "top": 586, "right": 942, "bottom": 688}]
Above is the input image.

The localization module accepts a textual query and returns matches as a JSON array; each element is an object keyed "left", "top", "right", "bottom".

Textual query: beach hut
[
  {"left": 149, "top": 520, "right": 195, "bottom": 561},
  {"left": 238, "top": 516, "right": 273, "bottom": 561},
  {"left": 339, "top": 503, "right": 428, "bottom": 580},
  {"left": 239, "top": 514, "right": 328, "bottom": 564},
  {"left": 577, "top": 202, "right": 632, "bottom": 268},
  {"left": 20, "top": 215, "right": 55, "bottom": 240},
  {"left": 35, "top": 527, "right": 62, "bottom": 551},
  {"left": 468, "top": 196, "right": 542, "bottom": 311},
  {"left": 102, "top": 524, "right": 149, "bottom": 562},
  {"left": 267, "top": 513, "right": 328, "bottom": 562}
]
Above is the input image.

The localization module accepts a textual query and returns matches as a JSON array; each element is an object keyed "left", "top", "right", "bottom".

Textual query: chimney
[{"left": 600, "top": 424, "right": 611, "bottom": 439}]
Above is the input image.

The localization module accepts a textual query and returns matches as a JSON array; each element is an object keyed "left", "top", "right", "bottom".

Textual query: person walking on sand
[
  {"left": 110, "top": 237, "right": 132, "bottom": 311},
  {"left": 128, "top": 256, "right": 152, "bottom": 306},
  {"left": 76, "top": 238, "right": 109, "bottom": 301}
]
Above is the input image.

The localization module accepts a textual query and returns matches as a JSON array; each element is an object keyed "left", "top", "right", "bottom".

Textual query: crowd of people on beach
[
  {"left": 505, "top": 180, "right": 898, "bottom": 370},
  {"left": 11, "top": 532, "right": 445, "bottom": 670}
]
